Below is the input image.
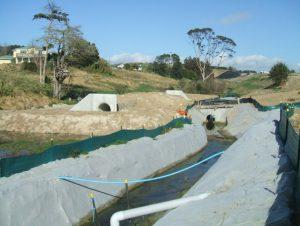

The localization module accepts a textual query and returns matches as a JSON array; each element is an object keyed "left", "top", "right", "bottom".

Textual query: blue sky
[{"left": 0, "top": 0, "right": 299, "bottom": 71}]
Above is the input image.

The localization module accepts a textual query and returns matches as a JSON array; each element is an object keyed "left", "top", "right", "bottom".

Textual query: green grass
[
  {"left": 160, "top": 121, "right": 185, "bottom": 135},
  {"left": 0, "top": 67, "right": 52, "bottom": 97},
  {"left": 132, "top": 84, "right": 159, "bottom": 92},
  {"left": 225, "top": 74, "right": 273, "bottom": 96},
  {"left": 0, "top": 131, "right": 86, "bottom": 154},
  {"left": 103, "top": 139, "right": 128, "bottom": 147}
]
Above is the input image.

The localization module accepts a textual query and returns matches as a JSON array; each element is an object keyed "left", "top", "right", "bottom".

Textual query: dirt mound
[{"left": 0, "top": 92, "right": 214, "bottom": 135}]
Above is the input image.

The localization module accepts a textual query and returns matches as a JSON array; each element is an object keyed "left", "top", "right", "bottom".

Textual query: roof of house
[{"left": 0, "top": 55, "right": 13, "bottom": 60}]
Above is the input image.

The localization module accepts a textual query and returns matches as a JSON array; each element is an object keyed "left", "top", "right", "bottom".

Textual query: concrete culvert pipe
[
  {"left": 206, "top": 114, "right": 215, "bottom": 130},
  {"left": 99, "top": 103, "right": 111, "bottom": 111}
]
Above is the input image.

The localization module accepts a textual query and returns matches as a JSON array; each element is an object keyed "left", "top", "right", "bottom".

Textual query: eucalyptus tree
[{"left": 187, "top": 28, "right": 236, "bottom": 81}]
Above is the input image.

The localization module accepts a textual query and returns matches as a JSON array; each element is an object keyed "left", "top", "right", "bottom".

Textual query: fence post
[
  {"left": 90, "top": 193, "right": 97, "bottom": 225},
  {"left": 124, "top": 179, "right": 130, "bottom": 210}
]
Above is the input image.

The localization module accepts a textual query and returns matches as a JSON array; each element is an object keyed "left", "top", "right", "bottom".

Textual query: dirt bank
[{"left": 0, "top": 92, "right": 214, "bottom": 135}]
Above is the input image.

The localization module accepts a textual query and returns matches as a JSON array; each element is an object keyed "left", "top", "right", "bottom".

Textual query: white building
[
  {"left": 0, "top": 55, "right": 13, "bottom": 64},
  {"left": 117, "top": 64, "right": 125, "bottom": 69},
  {"left": 13, "top": 47, "right": 45, "bottom": 64}
]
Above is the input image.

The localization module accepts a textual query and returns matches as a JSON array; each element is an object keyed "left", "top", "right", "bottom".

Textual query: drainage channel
[{"left": 80, "top": 136, "right": 233, "bottom": 226}]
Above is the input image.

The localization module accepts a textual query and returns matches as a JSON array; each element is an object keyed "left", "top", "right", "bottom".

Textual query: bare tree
[{"left": 187, "top": 28, "right": 236, "bottom": 81}]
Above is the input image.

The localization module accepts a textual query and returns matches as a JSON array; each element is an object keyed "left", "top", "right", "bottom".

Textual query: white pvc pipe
[{"left": 110, "top": 192, "right": 210, "bottom": 226}]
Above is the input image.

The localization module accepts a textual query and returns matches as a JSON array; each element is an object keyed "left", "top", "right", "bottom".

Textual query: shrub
[
  {"left": 179, "top": 77, "right": 225, "bottom": 95},
  {"left": 196, "top": 78, "right": 225, "bottom": 95},
  {"left": 69, "top": 149, "right": 81, "bottom": 158},
  {"left": 0, "top": 79, "right": 14, "bottom": 96},
  {"left": 174, "top": 121, "right": 185, "bottom": 128},
  {"left": 178, "top": 78, "right": 197, "bottom": 93},
  {"left": 66, "top": 38, "right": 100, "bottom": 68},
  {"left": 181, "top": 68, "right": 197, "bottom": 80},
  {"left": 114, "top": 84, "right": 129, "bottom": 94},
  {"left": 86, "top": 58, "right": 113, "bottom": 75},
  {"left": 269, "top": 63, "right": 289, "bottom": 85},
  {"left": 20, "top": 62, "right": 37, "bottom": 72}
]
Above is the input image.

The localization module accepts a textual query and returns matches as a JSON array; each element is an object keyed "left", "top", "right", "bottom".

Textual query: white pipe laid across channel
[{"left": 110, "top": 192, "right": 210, "bottom": 226}]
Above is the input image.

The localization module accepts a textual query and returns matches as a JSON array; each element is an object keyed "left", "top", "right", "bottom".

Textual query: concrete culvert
[
  {"left": 98, "top": 103, "right": 111, "bottom": 112},
  {"left": 206, "top": 114, "right": 215, "bottom": 130}
]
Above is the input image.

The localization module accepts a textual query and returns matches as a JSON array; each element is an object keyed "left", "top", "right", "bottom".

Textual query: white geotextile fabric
[
  {"left": 189, "top": 103, "right": 280, "bottom": 138},
  {"left": 0, "top": 125, "right": 207, "bottom": 226},
  {"left": 155, "top": 110, "right": 294, "bottom": 226}
]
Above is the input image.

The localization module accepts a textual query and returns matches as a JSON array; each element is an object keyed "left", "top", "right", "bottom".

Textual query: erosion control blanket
[
  {"left": 0, "top": 124, "right": 207, "bottom": 226},
  {"left": 155, "top": 111, "right": 295, "bottom": 226}
]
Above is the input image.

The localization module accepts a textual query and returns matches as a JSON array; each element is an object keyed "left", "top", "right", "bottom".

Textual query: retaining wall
[{"left": 0, "top": 124, "right": 207, "bottom": 226}]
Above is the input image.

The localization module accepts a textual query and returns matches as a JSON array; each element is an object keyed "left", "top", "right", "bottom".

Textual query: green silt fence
[
  {"left": 0, "top": 117, "right": 191, "bottom": 178},
  {"left": 239, "top": 98, "right": 300, "bottom": 112}
]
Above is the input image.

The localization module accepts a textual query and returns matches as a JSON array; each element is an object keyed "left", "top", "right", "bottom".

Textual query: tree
[
  {"left": 269, "top": 62, "right": 289, "bottom": 85},
  {"left": 183, "top": 57, "right": 212, "bottom": 80},
  {"left": 171, "top": 61, "right": 183, "bottom": 79},
  {"left": 35, "top": 1, "right": 84, "bottom": 99},
  {"left": 152, "top": 53, "right": 183, "bottom": 78},
  {"left": 66, "top": 38, "right": 99, "bottom": 68},
  {"left": 33, "top": 0, "right": 70, "bottom": 84},
  {"left": 187, "top": 27, "right": 236, "bottom": 81},
  {"left": 0, "top": 45, "right": 23, "bottom": 56}
]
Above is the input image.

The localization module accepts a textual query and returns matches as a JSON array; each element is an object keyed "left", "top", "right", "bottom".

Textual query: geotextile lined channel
[{"left": 79, "top": 136, "right": 233, "bottom": 226}]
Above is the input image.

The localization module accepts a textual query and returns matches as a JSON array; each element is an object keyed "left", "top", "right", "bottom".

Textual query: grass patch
[
  {"left": 225, "top": 74, "right": 273, "bottom": 96},
  {"left": 133, "top": 84, "right": 159, "bottom": 92},
  {"left": 0, "top": 131, "right": 86, "bottom": 154},
  {"left": 160, "top": 121, "right": 185, "bottom": 135},
  {"left": 103, "top": 139, "right": 128, "bottom": 147}
]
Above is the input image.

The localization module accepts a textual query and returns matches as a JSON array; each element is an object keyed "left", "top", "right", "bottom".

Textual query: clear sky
[{"left": 0, "top": 0, "right": 299, "bottom": 71}]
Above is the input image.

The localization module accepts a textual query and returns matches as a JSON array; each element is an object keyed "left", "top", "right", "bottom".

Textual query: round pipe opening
[
  {"left": 206, "top": 114, "right": 215, "bottom": 130},
  {"left": 98, "top": 103, "right": 111, "bottom": 112}
]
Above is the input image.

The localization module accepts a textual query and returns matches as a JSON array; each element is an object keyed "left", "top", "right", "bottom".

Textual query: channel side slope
[
  {"left": 0, "top": 124, "right": 207, "bottom": 226},
  {"left": 155, "top": 110, "right": 295, "bottom": 226}
]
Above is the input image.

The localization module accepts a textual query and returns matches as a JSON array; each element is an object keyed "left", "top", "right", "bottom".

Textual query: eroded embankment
[
  {"left": 155, "top": 108, "right": 295, "bottom": 226},
  {"left": 0, "top": 124, "right": 207, "bottom": 226}
]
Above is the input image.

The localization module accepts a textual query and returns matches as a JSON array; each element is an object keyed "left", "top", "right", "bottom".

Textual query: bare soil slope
[{"left": 0, "top": 92, "right": 214, "bottom": 135}]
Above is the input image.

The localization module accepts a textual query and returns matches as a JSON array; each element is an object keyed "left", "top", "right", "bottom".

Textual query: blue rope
[{"left": 58, "top": 151, "right": 224, "bottom": 185}]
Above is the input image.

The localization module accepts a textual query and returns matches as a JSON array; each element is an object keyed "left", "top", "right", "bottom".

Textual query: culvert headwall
[{"left": 70, "top": 94, "right": 118, "bottom": 112}]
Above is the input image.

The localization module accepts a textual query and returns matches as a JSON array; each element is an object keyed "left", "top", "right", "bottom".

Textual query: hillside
[
  {"left": 224, "top": 73, "right": 300, "bottom": 105},
  {"left": 0, "top": 64, "right": 178, "bottom": 110}
]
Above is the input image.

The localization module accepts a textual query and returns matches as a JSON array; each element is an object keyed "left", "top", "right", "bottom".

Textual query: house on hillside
[
  {"left": 13, "top": 47, "right": 45, "bottom": 64},
  {"left": 0, "top": 55, "right": 14, "bottom": 64},
  {"left": 117, "top": 64, "right": 125, "bottom": 69},
  {"left": 0, "top": 47, "right": 45, "bottom": 65}
]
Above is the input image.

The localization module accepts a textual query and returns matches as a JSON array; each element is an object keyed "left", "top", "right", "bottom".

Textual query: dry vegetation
[
  {"left": 68, "top": 67, "right": 177, "bottom": 93},
  {"left": 225, "top": 73, "right": 300, "bottom": 105},
  {"left": 0, "top": 64, "right": 178, "bottom": 110},
  {"left": 0, "top": 92, "right": 214, "bottom": 135}
]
